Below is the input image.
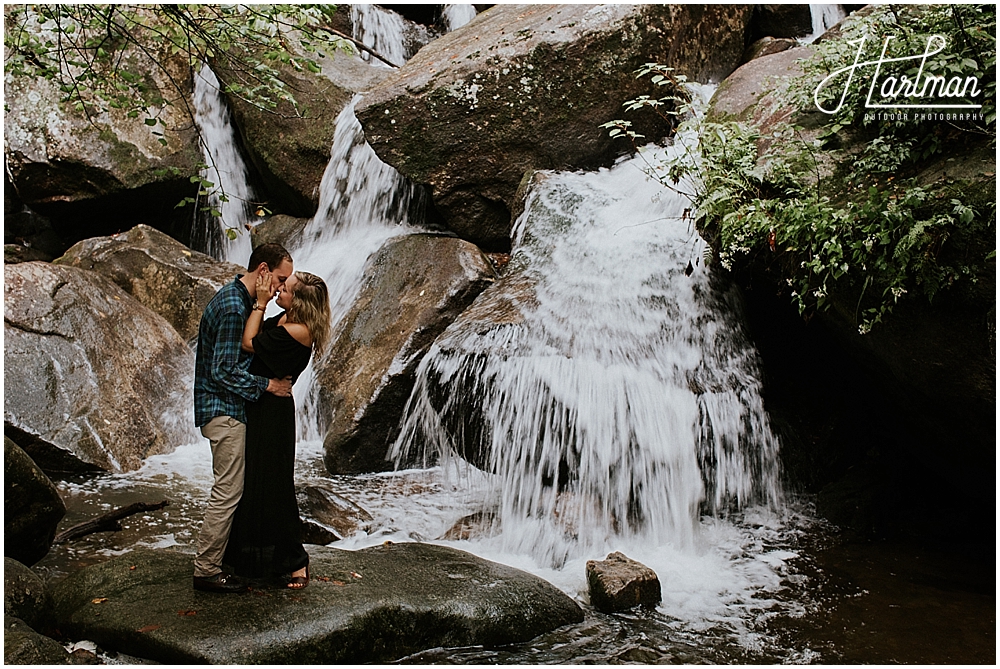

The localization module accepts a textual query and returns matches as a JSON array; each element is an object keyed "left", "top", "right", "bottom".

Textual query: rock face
[
  {"left": 4, "top": 8, "right": 201, "bottom": 245},
  {"left": 356, "top": 4, "right": 753, "bottom": 250},
  {"left": 4, "top": 616, "right": 77, "bottom": 665},
  {"left": 387, "top": 172, "right": 544, "bottom": 472},
  {"left": 218, "top": 43, "right": 389, "bottom": 216},
  {"left": 4, "top": 439, "right": 66, "bottom": 567},
  {"left": 297, "top": 485, "right": 373, "bottom": 540},
  {"left": 249, "top": 215, "right": 310, "bottom": 251},
  {"left": 4, "top": 558, "right": 52, "bottom": 629},
  {"left": 4, "top": 262, "right": 197, "bottom": 473},
  {"left": 51, "top": 545, "right": 583, "bottom": 664},
  {"left": 54, "top": 224, "right": 244, "bottom": 342},
  {"left": 586, "top": 552, "right": 661, "bottom": 613},
  {"left": 319, "top": 233, "right": 496, "bottom": 474}
]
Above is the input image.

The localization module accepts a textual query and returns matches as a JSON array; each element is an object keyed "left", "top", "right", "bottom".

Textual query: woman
[{"left": 223, "top": 270, "right": 331, "bottom": 589}]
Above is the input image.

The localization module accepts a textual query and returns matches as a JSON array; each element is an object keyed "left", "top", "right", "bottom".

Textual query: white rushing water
[
  {"left": 350, "top": 4, "right": 410, "bottom": 68},
  {"left": 442, "top": 4, "right": 478, "bottom": 32},
  {"left": 804, "top": 4, "right": 846, "bottom": 43},
  {"left": 392, "top": 135, "right": 783, "bottom": 569},
  {"left": 285, "top": 10, "right": 420, "bottom": 440},
  {"left": 287, "top": 96, "right": 422, "bottom": 440},
  {"left": 191, "top": 63, "right": 256, "bottom": 264}
]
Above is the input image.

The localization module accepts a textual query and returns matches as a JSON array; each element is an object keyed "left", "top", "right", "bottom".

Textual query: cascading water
[
  {"left": 393, "top": 130, "right": 782, "bottom": 568},
  {"left": 191, "top": 63, "right": 256, "bottom": 264},
  {"left": 288, "top": 3, "right": 422, "bottom": 440},
  {"left": 805, "top": 4, "right": 846, "bottom": 43},
  {"left": 350, "top": 4, "right": 410, "bottom": 67},
  {"left": 441, "top": 4, "right": 478, "bottom": 31}
]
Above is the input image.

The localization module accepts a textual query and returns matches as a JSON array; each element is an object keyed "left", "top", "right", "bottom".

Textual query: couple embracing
[{"left": 192, "top": 243, "right": 331, "bottom": 593}]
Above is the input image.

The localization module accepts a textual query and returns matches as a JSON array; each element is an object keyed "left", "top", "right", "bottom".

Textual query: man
[{"left": 192, "top": 243, "right": 294, "bottom": 593}]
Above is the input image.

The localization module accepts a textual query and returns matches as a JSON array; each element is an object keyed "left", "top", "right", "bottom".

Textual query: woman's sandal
[{"left": 287, "top": 564, "right": 309, "bottom": 590}]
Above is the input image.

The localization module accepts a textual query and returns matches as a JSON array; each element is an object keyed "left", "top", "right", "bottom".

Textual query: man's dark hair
[{"left": 247, "top": 243, "right": 292, "bottom": 272}]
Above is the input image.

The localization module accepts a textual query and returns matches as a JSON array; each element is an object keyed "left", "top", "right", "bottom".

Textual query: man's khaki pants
[{"left": 193, "top": 416, "right": 245, "bottom": 578}]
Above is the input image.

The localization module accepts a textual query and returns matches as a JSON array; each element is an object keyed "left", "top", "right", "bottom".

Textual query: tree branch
[{"left": 53, "top": 500, "right": 171, "bottom": 544}]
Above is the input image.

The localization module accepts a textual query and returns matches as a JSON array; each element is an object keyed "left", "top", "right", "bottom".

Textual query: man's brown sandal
[{"left": 287, "top": 564, "right": 309, "bottom": 589}]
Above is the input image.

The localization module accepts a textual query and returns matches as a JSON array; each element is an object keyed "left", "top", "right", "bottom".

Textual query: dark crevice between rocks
[
  {"left": 26, "top": 178, "right": 201, "bottom": 256},
  {"left": 739, "top": 283, "right": 995, "bottom": 545}
]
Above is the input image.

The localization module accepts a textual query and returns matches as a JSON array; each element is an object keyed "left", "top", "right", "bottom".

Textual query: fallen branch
[
  {"left": 53, "top": 500, "right": 171, "bottom": 544},
  {"left": 325, "top": 26, "right": 401, "bottom": 68}
]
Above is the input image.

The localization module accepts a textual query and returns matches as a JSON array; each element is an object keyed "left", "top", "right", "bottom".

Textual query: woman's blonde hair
[{"left": 285, "top": 272, "right": 331, "bottom": 356}]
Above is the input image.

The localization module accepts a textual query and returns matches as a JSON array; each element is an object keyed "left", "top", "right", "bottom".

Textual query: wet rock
[
  {"left": 300, "top": 520, "right": 339, "bottom": 546},
  {"left": 741, "top": 37, "right": 800, "bottom": 64},
  {"left": 4, "top": 439, "right": 66, "bottom": 567},
  {"left": 4, "top": 558, "right": 52, "bottom": 629},
  {"left": 4, "top": 7, "right": 201, "bottom": 241},
  {"left": 319, "top": 233, "right": 496, "bottom": 474},
  {"left": 3, "top": 616, "right": 77, "bottom": 665},
  {"left": 389, "top": 172, "right": 542, "bottom": 471},
  {"left": 250, "top": 215, "right": 310, "bottom": 252},
  {"left": 54, "top": 224, "right": 243, "bottom": 342},
  {"left": 4, "top": 262, "right": 197, "bottom": 473},
  {"left": 356, "top": 4, "right": 753, "bottom": 250},
  {"left": 438, "top": 511, "right": 495, "bottom": 541},
  {"left": 585, "top": 552, "right": 661, "bottom": 613},
  {"left": 297, "top": 486, "right": 373, "bottom": 539},
  {"left": 50, "top": 544, "right": 583, "bottom": 663}
]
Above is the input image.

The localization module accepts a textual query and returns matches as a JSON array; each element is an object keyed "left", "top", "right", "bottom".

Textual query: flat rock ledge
[{"left": 50, "top": 543, "right": 583, "bottom": 664}]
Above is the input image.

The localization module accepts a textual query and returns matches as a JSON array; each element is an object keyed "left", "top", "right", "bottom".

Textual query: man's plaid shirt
[{"left": 194, "top": 276, "right": 268, "bottom": 427}]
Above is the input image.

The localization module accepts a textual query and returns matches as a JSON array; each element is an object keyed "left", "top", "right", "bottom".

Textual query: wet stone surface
[{"left": 50, "top": 543, "right": 583, "bottom": 664}]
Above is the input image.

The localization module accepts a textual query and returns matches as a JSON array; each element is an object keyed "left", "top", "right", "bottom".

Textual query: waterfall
[
  {"left": 805, "top": 4, "right": 846, "bottom": 43},
  {"left": 442, "top": 4, "right": 478, "bottom": 31},
  {"left": 350, "top": 4, "right": 410, "bottom": 67},
  {"left": 288, "top": 98, "right": 423, "bottom": 440},
  {"left": 191, "top": 63, "right": 256, "bottom": 264},
  {"left": 392, "top": 139, "right": 782, "bottom": 567},
  {"left": 286, "top": 3, "right": 418, "bottom": 440}
]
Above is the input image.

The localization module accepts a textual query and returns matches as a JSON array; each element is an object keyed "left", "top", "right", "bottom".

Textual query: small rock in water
[{"left": 586, "top": 551, "right": 661, "bottom": 613}]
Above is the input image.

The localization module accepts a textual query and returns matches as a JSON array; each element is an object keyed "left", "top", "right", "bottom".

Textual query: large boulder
[
  {"left": 4, "top": 262, "right": 197, "bottom": 473},
  {"left": 4, "top": 616, "right": 77, "bottom": 665},
  {"left": 319, "top": 233, "right": 497, "bottom": 474},
  {"left": 50, "top": 545, "right": 583, "bottom": 663},
  {"left": 4, "top": 439, "right": 66, "bottom": 567},
  {"left": 3, "top": 7, "right": 201, "bottom": 247},
  {"left": 54, "top": 225, "right": 244, "bottom": 342},
  {"left": 3, "top": 436, "right": 66, "bottom": 568},
  {"left": 249, "top": 215, "right": 310, "bottom": 251},
  {"left": 4, "top": 558, "right": 52, "bottom": 629},
  {"left": 355, "top": 4, "right": 754, "bottom": 251}
]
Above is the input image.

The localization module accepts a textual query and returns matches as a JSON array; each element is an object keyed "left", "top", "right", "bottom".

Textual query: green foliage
[{"left": 605, "top": 7, "right": 996, "bottom": 334}]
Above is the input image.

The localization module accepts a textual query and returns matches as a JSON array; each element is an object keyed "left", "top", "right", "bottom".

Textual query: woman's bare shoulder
[{"left": 281, "top": 322, "right": 313, "bottom": 348}]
